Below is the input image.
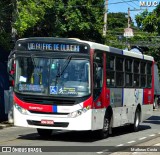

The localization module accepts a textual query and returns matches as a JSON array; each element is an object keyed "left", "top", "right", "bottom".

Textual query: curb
[{"left": 0, "top": 122, "right": 14, "bottom": 129}]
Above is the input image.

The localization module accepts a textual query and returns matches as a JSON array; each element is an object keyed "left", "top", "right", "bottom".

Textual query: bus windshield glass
[{"left": 15, "top": 57, "right": 90, "bottom": 97}]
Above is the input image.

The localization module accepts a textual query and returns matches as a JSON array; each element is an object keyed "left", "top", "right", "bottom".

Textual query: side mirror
[
  {"left": 8, "top": 58, "right": 13, "bottom": 73},
  {"left": 8, "top": 58, "right": 15, "bottom": 86}
]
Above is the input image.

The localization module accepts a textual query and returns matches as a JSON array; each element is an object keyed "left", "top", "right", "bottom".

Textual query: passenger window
[
  {"left": 116, "top": 57, "right": 124, "bottom": 87},
  {"left": 125, "top": 59, "right": 133, "bottom": 87},
  {"left": 134, "top": 60, "right": 140, "bottom": 73},
  {"left": 116, "top": 57, "right": 123, "bottom": 71},
  {"left": 134, "top": 60, "right": 140, "bottom": 87},
  {"left": 141, "top": 62, "right": 146, "bottom": 88},
  {"left": 106, "top": 55, "right": 115, "bottom": 87},
  {"left": 147, "top": 63, "right": 152, "bottom": 88}
]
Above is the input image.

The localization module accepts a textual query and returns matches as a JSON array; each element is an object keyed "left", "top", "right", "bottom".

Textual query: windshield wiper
[
  {"left": 55, "top": 55, "right": 72, "bottom": 86},
  {"left": 57, "top": 55, "right": 72, "bottom": 77}
]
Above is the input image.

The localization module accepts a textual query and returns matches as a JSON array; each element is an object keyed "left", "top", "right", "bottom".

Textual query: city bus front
[{"left": 13, "top": 39, "right": 93, "bottom": 133}]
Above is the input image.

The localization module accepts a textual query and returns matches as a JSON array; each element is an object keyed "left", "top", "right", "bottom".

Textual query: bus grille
[
  {"left": 17, "top": 95, "right": 76, "bottom": 106},
  {"left": 27, "top": 120, "right": 69, "bottom": 128}
]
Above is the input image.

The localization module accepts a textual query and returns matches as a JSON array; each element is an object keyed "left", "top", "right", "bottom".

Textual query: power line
[
  {"left": 108, "top": 0, "right": 145, "bottom": 12},
  {"left": 108, "top": 0, "right": 139, "bottom": 5},
  {"left": 120, "top": 0, "right": 135, "bottom": 9},
  {"left": 131, "top": 1, "right": 140, "bottom": 8}
]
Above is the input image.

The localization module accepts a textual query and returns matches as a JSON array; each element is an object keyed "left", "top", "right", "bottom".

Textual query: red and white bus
[{"left": 9, "top": 37, "right": 154, "bottom": 138}]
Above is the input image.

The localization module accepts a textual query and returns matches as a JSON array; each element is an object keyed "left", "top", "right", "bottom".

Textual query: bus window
[
  {"left": 125, "top": 59, "right": 133, "bottom": 87},
  {"left": 106, "top": 55, "right": 115, "bottom": 87},
  {"left": 134, "top": 74, "right": 140, "bottom": 87},
  {"left": 116, "top": 57, "right": 124, "bottom": 87},
  {"left": 134, "top": 60, "right": 140, "bottom": 73},
  {"left": 147, "top": 63, "right": 152, "bottom": 88},
  {"left": 134, "top": 60, "right": 140, "bottom": 87},
  {"left": 141, "top": 62, "right": 146, "bottom": 87}
]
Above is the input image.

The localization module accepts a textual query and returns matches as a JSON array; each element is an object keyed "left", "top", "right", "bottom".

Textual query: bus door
[{"left": 92, "top": 52, "right": 104, "bottom": 129}]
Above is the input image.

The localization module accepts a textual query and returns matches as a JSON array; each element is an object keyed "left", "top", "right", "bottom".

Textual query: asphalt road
[{"left": 0, "top": 109, "right": 159, "bottom": 155}]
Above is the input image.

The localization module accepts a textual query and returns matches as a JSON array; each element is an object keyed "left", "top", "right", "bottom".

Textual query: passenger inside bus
[{"left": 31, "top": 59, "right": 49, "bottom": 86}]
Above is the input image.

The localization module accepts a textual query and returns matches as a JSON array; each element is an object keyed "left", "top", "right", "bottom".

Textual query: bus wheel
[
  {"left": 153, "top": 97, "right": 158, "bottom": 110},
  {"left": 99, "top": 115, "right": 110, "bottom": 139},
  {"left": 131, "top": 109, "right": 140, "bottom": 132},
  {"left": 37, "top": 128, "right": 52, "bottom": 137}
]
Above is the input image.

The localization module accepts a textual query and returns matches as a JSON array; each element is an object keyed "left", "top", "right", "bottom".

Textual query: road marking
[
  {"left": 97, "top": 152, "right": 103, "bottom": 154},
  {"left": 139, "top": 137, "right": 147, "bottom": 140},
  {"left": 149, "top": 134, "right": 155, "bottom": 137},
  {"left": 128, "top": 141, "right": 136, "bottom": 144},
  {"left": 154, "top": 143, "right": 160, "bottom": 146},
  {"left": 97, "top": 149, "right": 109, "bottom": 154},
  {"left": 116, "top": 144, "right": 124, "bottom": 147},
  {"left": 158, "top": 132, "right": 160, "bottom": 135}
]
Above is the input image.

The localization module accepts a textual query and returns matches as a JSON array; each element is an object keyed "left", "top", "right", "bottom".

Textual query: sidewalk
[{"left": 0, "top": 121, "right": 13, "bottom": 129}]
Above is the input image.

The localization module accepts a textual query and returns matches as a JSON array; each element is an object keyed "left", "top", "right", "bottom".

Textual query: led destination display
[{"left": 28, "top": 43, "right": 80, "bottom": 52}]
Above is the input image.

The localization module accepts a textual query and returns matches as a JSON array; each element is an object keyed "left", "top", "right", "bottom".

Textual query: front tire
[
  {"left": 37, "top": 128, "right": 53, "bottom": 137},
  {"left": 98, "top": 114, "right": 111, "bottom": 139}
]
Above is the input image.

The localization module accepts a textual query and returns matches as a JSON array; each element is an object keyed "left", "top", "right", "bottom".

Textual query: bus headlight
[
  {"left": 15, "top": 103, "right": 28, "bottom": 115},
  {"left": 68, "top": 106, "right": 90, "bottom": 118}
]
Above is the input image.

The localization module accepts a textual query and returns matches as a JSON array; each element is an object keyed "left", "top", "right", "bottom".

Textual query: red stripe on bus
[{"left": 14, "top": 94, "right": 53, "bottom": 112}]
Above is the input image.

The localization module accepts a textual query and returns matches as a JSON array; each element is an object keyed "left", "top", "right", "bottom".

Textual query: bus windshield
[{"left": 15, "top": 57, "right": 90, "bottom": 97}]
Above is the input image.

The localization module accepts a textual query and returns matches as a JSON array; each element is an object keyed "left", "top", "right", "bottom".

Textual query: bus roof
[{"left": 17, "top": 37, "right": 154, "bottom": 61}]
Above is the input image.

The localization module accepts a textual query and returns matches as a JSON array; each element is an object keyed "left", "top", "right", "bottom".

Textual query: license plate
[{"left": 41, "top": 120, "right": 54, "bottom": 125}]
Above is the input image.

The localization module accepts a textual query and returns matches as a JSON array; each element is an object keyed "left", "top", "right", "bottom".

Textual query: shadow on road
[
  {"left": 110, "top": 124, "right": 151, "bottom": 138},
  {"left": 18, "top": 130, "right": 102, "bottom": 142},
  {"left": 143, "top": 116, "right": 160, "bottom": 125},
  {"left": 17, "top": 124, "right": 151, "bottom": 142}
]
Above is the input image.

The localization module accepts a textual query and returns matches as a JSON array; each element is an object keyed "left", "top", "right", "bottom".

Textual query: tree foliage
[
  {"left": 14, "top": 0, "right": 55, "bottom": 36},
  {"left": 107, "top": 12, "right": 128, "bottom": 29},
  {"left": 135, "top": 5, "right": 160, "bottom": 34},
  {"left": 0, "top": 0, "right": 12, "bottom": 50},
  {"left": 13, "top": 0, "right": 104, "bottom": 43}
]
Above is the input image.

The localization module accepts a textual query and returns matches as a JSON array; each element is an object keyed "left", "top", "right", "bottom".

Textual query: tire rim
[
  {"left": 135, "top": 113, "right": 139, "bottom": 127},
  {"left": 103, "top": 118, "right": 109, "bottom": 132}
]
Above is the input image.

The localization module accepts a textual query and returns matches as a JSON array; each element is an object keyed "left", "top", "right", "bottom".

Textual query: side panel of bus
[{"left": 105, "top": 52, "right": 154, "bottom": 128}]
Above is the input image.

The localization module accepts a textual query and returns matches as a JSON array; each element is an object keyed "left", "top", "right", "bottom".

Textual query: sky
[{"left": 108, "top": 0, "right": 156, "bottom": 25}]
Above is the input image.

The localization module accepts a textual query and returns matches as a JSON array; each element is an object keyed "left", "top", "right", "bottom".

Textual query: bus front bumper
[{"left": 14, "top": 108, "right": 93, "bottom": 131}]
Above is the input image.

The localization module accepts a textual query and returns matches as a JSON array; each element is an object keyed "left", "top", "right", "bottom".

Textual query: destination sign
[{"left": 28, "top": 43, "right": 80, "bottom": 52}]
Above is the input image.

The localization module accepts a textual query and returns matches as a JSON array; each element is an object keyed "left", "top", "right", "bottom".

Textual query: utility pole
[
  {"left": 103, "top": 0, "right": 108, "bottom": 36},
  {"left": 128, "top": 7, "right": 130, "bottom": 28}
]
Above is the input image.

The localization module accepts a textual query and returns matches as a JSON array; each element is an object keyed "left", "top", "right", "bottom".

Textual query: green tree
[
  {"left": 0, "top": 0, "right": 12, "bottom": 50},
  {"left": 135, "top": 5, "right": 160, "bottom": 34},
  {"left": 107, "top": 12, "right": 128, "bottom": 29},
  {"left": 14, "top": 0, "right": 55, "bottom": 36},
  {"left": 135, "top": 9, "right": 149, "bottom": 28},
  {"left": 14, "top": 0, "right": 104, "bottom": 43}
]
